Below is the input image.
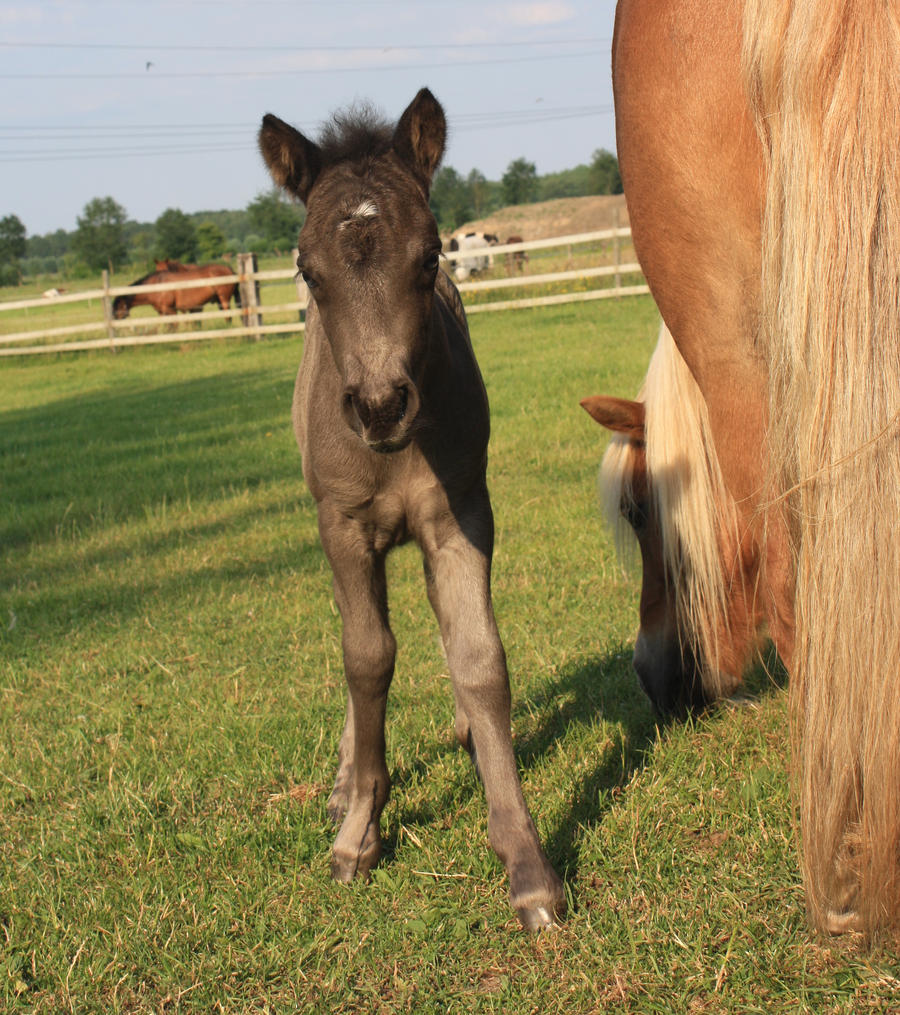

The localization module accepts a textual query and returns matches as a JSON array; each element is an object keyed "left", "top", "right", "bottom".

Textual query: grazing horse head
[
  {"left": 258, "top": 88, "right": 446, "bottom": 453},
  {"left": 583, "top": 325, "right": 761, "bottom": 717}
]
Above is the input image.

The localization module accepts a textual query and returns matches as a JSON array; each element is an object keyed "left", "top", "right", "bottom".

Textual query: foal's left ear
[
  {"left": 258, "top": 113, "right": 322, "bottom": 204},
  {"left": 392, "top": 88, "right": 446, "bottom": 193}
]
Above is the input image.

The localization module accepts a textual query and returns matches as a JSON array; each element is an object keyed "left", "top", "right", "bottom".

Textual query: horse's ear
[
  {"left": 258, "top": 113, "right": 322, "bottom": 204},
  {"left": 392, "top": 88, "right": 446, "bottom": 192},
  {"left": 580, "top": 396, "right": 646, "bottom": 439}
]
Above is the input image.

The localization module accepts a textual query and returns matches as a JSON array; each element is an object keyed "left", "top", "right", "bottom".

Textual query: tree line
[{"left": 0, "top": 149, "right": 621, "bottom": 286}]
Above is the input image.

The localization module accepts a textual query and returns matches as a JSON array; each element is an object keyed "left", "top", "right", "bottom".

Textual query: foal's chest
[{"left": 326, "top": 458, "right": 451, "bottom": 554}]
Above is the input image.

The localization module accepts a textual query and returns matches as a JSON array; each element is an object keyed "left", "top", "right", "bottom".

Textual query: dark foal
[{"left": 258, "top": 88, "right": 564, "bottom": 929}]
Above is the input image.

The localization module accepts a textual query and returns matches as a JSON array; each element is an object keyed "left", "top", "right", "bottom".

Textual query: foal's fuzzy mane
[
  {"left": 601, "top": 323, "right": 740, "bottom": 698},
  {"left": 316, "top": 103, "right": 394, "bottom": 166}
]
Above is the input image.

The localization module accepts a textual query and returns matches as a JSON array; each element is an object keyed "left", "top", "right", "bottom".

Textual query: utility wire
[
  {"left": 0, "top": 44, "right": 601, "bottom": 79},
  {"left": 1, "top": 37, "right": 608, "bottom": 53},
  {"left": 0, "top": 107, "right": 613, "bottom": 163}
]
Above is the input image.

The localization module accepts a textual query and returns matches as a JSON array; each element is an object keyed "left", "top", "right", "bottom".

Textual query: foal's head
[{"left": 258, "top": 88, "right": 446, "bottom": 452}]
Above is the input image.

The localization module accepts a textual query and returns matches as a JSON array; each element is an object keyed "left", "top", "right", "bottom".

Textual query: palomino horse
[
  {"left": 597, "top": 0, "right": 900, "bottom": 940},
  {"left": 257, "top": 88, "right": 564, "bottom": 928},
  {"left": 112, "top": 262, "right": 237, "bottom": 319},
  {"left": 583, "top": 323, "right": 760, "bottom": 718}
]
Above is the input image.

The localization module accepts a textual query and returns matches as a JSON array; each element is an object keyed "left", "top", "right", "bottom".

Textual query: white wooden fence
[{"left": 0, "top": 229, "right": 648, "bottom": 358}]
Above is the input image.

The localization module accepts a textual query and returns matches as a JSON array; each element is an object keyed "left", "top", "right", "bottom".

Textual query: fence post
[
  {"left": 101, "top": 269, "right": 116, "bottom": 351},
  {"left": 237, "top": 252, "right": 262, "bottom": 340}
]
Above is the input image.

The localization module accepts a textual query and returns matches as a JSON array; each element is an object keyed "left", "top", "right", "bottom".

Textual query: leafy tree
[
  {"left": 501, "top": 157, "right": 538, "bottom": 206},
  {"left": 154, "top": 208, "right": 197, "bottom": 262},
  {"left": 429, "top": 167, "right": 474, "bottom": 232},
  {"left": 72, "top": 197, "right": 128, "bottom": 272},
  {"left": 127, "top": 229, "right": 154, "bottom": 267},
  {"left": 196, "top": 221, "right": 227, "bottom": 261},
  {"left": 538, "top": 165, "right": 592, "bottom": 201},
  {"left": 27, "top": 228, "right": 69, "bottom": 259},
  {"left": 246, "top": 189, "right": 303, "bottom": 247},
  {"left": 0, "top": 214, "right": 27, "bottom": 284},
  {"left": 466, "top": 169, "right": 491, "bottom": 219},
  {"left": 589, "top": 149, "right": 623, "bottom": 195}
]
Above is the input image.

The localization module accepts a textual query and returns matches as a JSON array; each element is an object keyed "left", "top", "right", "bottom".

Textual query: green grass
[{"left": 2, "top": 296, "right": 898, "bottom": 1012}]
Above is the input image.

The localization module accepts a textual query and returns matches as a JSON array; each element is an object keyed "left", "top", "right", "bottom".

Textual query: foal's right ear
[
  {"left": 580, "top": 396, "right": 645, "bottom": 439},
  {"left": 258, "top": 114, "right": 322, "bottom": 204},
  {"left": 392, "top": 88, "right": 446, "bottom": 194}
]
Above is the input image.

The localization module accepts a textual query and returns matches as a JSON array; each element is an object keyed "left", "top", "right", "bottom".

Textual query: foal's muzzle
[{"left": 342, "top": 380, "right": 421, "bottom": 452}]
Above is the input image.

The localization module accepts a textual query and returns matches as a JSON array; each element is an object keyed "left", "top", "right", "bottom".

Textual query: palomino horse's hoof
[{"left": 824, "top": 909, "right": 863, "bottom": 935}]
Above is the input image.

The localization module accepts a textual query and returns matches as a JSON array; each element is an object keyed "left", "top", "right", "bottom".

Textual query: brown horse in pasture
[
  {"left": 505, "top": 236, "right": 528, "bottom": 272},
  {"left": 113, "top": 262, "right": 238, "bottom": 319},
  {"left": 587, "top": 0, "right": 900, "bottom": 942},
  {"left": 257, "top": 88, "right": 564, "bottom": 928}
]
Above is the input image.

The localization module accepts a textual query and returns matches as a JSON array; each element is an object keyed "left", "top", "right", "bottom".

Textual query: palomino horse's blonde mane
[
  {"left": 601, "top": 323, "right": 742, "bottom": 699},
  {"left": 744, "top": 0, "right": 900, "bottom": 937}
]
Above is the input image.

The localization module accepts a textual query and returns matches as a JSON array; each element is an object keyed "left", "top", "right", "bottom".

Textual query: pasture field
[{"left": 1, "top": 295, "right": 897, "bottom": 1012}]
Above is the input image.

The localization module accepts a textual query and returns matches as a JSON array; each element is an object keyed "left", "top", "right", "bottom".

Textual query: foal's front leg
[
  {"left": 422, "top": 500, "right": 565, "bottom": 928},
  {"left": 318, "top": 505, "right": 395, "bottom": 882}
]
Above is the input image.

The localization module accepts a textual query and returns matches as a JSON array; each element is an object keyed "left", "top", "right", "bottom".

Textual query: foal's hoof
[
  {"left": 330, "top": 844, "right": 380, "bottom": 884},
  {"left": 513, "top": 880, "right": 567, "bottom": 931},
  {"left": 516, "top": 901, "right": 565, "bottom": 931}
]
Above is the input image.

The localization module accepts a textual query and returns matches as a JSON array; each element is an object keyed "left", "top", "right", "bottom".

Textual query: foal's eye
[
  {"left": 422, "top": 251, "right": 440, "bottom": 273},
  {"left": 299, "top": 270, "right": 318, "bottom": 290}
]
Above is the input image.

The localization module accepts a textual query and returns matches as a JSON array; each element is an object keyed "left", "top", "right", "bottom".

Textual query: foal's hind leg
[
  {"left": 318, "top": 506, "right": 395, "bottom": 882},
  {"left": 422, "top": 501, "right": 565, "bottom": 928}
]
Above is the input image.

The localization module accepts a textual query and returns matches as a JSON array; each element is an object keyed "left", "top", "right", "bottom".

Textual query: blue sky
[{"left": 1, "top": 1, "right": 617, "bottom": 236}]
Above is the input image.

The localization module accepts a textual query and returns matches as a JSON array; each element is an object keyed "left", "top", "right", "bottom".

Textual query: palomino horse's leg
[
  {"left": 317, "top": 504, "right": 396, "bottom": 882},
  {"left": 421, "top": 497, "right": 565, "bottom": 928}
]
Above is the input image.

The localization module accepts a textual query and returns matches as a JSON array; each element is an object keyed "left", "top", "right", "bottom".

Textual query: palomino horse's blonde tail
[{"left": 743, "top": 1, "right": 900, "bottom": 938}]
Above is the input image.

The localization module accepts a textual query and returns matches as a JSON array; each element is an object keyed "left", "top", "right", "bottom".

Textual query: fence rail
[{"left": 0, "top": 228, "right": 648, "bottom": 357}]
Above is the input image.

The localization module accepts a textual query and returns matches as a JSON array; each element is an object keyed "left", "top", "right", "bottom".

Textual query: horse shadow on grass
[{"left": 378, "top": 641, "right": 788, "bottom": 896}]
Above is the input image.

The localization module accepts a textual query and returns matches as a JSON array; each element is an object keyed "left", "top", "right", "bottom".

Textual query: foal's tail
[{"left": 743, "top": 1, "right": 900, "bottom": 939}]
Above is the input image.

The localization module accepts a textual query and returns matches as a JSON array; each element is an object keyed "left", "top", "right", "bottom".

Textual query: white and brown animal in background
[{"left": 448, "top": 231, "right": 499, "bottom": 281}]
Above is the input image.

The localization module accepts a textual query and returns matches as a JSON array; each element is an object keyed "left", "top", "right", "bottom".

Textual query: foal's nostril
[
  {"left": 342, "top": 381, "right": 417, "bottom": 446},
  {"left": 344, "top": 389, "right": 370, "bottom": 429}
]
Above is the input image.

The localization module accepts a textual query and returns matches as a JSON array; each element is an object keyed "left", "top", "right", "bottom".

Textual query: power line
[
  {"left": 0, "top": 49, "right": 600, "bottom": 80},
  {"left": 0, "top": 106, "right": 614, "bottom": 163},
  {"left": 0, "top": 105, "right": 613, "bottom": 138},
  {"left": 1, "top": 37, "right": 609, "bottom": 53}
]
